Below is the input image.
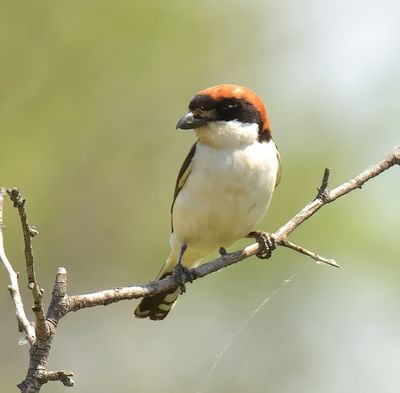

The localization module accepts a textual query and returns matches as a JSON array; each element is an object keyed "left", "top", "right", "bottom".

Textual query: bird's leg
[
  {"left": 173, "top": 243, "right": 192, "bottom": 294},
  {"left": 247, "top": 231, "right": 276, "bottom": 259}
]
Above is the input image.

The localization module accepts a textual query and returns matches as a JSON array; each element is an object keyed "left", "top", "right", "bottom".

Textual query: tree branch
[
  {"left": 0, "top": 188, "right": 36, "bottom": 344},
  {"left": 1, "top": 147, "right": 399, "bottom": 392},
  {"left": 7, "top": 188, "right": 49, "bottom": 340},
  {"left": 37, "top": 371, "right": 74, "bottom": 387},
  {"left": 273, "top": 147, "right": 400, "bottom": 240},
  {"left": 280, "top": 238, "right": 338, "bottom": 267}
]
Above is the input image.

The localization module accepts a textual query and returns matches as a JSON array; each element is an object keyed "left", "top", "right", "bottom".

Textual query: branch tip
[
  {"left": 393, "top": 146, "right": 400, "bottom": 164},
  {"left": 7, "top": 187, "right": 26, "bottom": 208},
  {"left": 316, "top": 167, "right": 331, "bottom": 201},
  {"left": 38, "top": 370, "right": 75, "bottom": 387},
  {"left": 58, "top": 267, "right": 67, "bottom": 275}
]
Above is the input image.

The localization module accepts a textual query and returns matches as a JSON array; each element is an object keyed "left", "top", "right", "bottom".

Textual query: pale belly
[{"left": 172, "top": 142, "right": 277, "bottom": 256}]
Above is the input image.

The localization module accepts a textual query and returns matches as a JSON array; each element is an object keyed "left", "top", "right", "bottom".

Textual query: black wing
[
  {"left": 170, "top": 142, "right": 197, "bottom": 231},
  {"left": 275, "top": 145, "right": 281, "bottom": 188}
]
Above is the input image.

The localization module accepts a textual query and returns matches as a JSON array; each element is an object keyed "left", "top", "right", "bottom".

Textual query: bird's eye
[
  {"left": 218, "top": 102, "right": 239, "bottom": 119},
  {"left": 221, "top": 103, "right": 236, "bottom": 111},
  {"left": 216, "top": 101, "right": 241, "bottom": 121}
]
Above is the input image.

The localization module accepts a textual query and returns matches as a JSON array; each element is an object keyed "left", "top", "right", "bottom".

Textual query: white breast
[{"left": 172, "top": 121, "right": 279, "bottom": 258}]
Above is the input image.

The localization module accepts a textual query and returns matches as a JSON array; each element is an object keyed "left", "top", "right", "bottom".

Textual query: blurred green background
[{"left": 1, "top": 1, "right": 399, "bottom": 392}]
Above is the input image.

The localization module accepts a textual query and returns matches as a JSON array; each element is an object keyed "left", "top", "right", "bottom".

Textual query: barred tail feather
[
  {"left": 134, "top": 243, "right": 202, "bottom": 320},
  {"left": 134, "top": 272, "right": 180, "bottom": 320}
]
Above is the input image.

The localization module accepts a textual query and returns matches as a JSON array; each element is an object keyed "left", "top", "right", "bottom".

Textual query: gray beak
[{"left": 176, "top": 111, "right": 209, "bottom": 130}]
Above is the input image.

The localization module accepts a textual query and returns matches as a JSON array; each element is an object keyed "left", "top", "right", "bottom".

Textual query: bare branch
[
  {"left": 7, "top": 188, "right": 49, "bottom": 339},
  {"left": 46, "top": 267, "right": 68, "bottom": 327},
  {"left": 0, "top": 188, "right": 36, "bottom": 344},
  {"left": 316, "top": 167, "right": 331, "bottom": 200},
  {"left": 67, "top": 147, "right": 400, "bottom": 310},
  {"left": 273, "top": 147, "right": 400, "bottom": 240},
  {"left": 37, "top": 371, "right": 74, "bottom": 387},
  {"left": 7, "top": 188, "right": 37, "bottom": 285},
  {"left": 280, "top": 238, "right": 339, "bottom": 268},
  {"left": 2, "top": 146, "right": 399, "bottom": 392},
  {"left": 15, "top": 269, "right": 71, "bottom": 393}
]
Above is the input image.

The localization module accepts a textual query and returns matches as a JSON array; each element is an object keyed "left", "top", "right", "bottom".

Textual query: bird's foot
[
  {"left": 248, "top": 231, "right": 276, "bottom": 259},
  {"left": 173, "top": 263, "right": 193, "bottom": 294}
]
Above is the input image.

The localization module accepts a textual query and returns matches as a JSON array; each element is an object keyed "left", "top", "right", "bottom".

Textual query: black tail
[{"left": 134, "top": 273, "right": 180, "bottom": 320}]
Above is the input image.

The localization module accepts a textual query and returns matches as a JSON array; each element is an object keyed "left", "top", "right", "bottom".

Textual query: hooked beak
[{"left": 176, "top": 111, "right": 209, "bottom": 130}]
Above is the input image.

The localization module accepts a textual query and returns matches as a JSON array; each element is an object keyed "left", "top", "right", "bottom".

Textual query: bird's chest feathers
[
  {"left": 173, "top": 141, "right": 276, "bottom": 247},
  {"left": 192, "top": 144, "right": 268, "bottom": 201}
]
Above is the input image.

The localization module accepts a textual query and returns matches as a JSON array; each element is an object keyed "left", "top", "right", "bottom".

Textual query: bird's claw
[
  {"left": 174, "top": 263, "right": 193, "bottom": 294},
  {"left": 249, "top": 231, "right": 276, "bottom": 259}
]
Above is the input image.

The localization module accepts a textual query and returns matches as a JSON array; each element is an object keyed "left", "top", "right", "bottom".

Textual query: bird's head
[{"left": 176, "top": 84, "right": 271, "bottom": 148}]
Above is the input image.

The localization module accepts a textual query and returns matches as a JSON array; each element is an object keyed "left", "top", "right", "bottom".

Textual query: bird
[{"left": 134, "top": 84, "right": 281, "bottom": 320}]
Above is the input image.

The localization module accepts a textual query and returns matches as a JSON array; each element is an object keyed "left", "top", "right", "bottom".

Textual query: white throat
[{"left": 195, "top": 120, "right": 259, "bottom": 148}]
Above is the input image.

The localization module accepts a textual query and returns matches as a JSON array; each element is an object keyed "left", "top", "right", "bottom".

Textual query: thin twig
[
  {"left": 274, "top": 147, "right": 400, "bottom": 240},
  {"left": 280, "top": 238, "right": 339, "bottom": 268},
  {"left": 316, "top": 167, "right": 330, "bottom": 200},
  {"left": 38, "top": 371, "right": 74, "bottom": 387},
  {"left": 0, "top": 188, "right": 36, "bottom": 344},
  {"left": 7, "top": 188, "right": 49, "bottom": 339}
]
